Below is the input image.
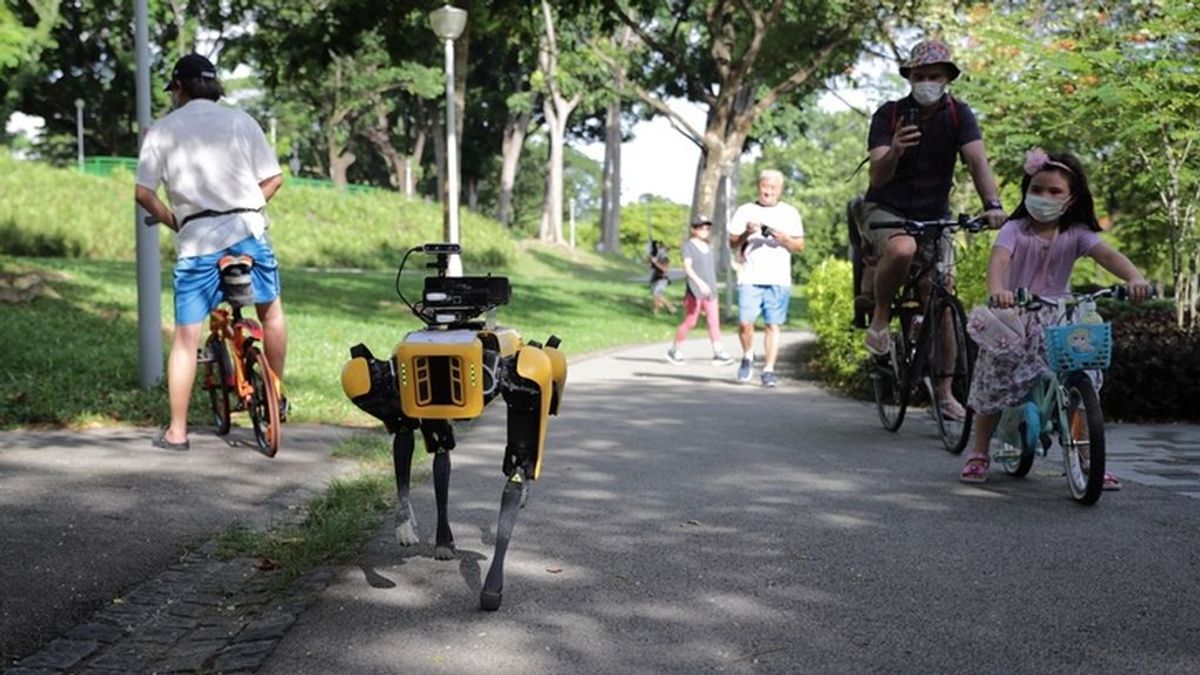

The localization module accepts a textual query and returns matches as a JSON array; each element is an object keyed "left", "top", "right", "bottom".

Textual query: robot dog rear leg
[
  {"left": 421, "top": 421, "right": 457, "bottom": 560},
  {"left": 392, "top": 429, "right": 419, "bottom": 546}
]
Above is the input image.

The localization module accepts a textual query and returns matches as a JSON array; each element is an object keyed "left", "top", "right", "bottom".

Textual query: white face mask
[
  {"left": 911, "top": 81, "right": 945, "bottom": 107},
  {"left": 1025, "top": 194, "right": 1069, "bottom": 223}
]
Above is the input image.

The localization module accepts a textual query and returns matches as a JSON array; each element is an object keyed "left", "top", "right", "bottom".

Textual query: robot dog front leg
[{"left": 420, "top": 420, "right": 457, "bottom": 560}]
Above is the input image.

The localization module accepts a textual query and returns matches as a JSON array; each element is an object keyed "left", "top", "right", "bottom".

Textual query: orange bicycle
[{"left": 199, "top": 255, "right": 282, "bottom": 456}]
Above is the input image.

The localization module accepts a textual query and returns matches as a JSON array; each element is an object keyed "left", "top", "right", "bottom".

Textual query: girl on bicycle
[{"left": 959, "top": 149, "right": 1151, "bottom": 484}]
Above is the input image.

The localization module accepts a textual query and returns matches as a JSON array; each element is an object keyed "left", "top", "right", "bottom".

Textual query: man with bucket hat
[
  {"left": 134, "top": 53, "right": 288, "bottom": 450},
  {"left": 854, "top": 38, "right": 1005, "bottom": 419}
]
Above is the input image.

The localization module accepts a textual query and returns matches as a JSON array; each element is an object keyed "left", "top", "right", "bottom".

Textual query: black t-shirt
[{"left": 864, "top": 95, "right": 983, "bottom": 220}]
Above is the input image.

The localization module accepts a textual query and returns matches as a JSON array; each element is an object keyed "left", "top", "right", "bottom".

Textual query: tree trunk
[
  {"left": 540, "top": 117, "right": 566, "bottom": 243},
  {"left": 497, "top": 106, "right": 531, "bottom": 227},
  {"left": 601, "top": 98, "right": 622, "bottom": 252},
  {"left": 467, "top": 178, "right": 478, "bottom": 211},
  {"left": 327, "top": 135, "right": 355, "bottom": 187}
]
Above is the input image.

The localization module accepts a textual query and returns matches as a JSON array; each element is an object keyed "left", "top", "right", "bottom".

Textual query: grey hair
[{"left": 758, "top": 169, "right": 784, "bottom": 184}]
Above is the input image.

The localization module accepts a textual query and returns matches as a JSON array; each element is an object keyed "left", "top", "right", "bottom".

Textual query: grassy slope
[{"left": 1, "top": 158, "right": 806, "bottom": 429}]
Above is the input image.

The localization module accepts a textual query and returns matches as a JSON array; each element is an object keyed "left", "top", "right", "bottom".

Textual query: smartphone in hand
[{"left": 903, "top": 106, "right": 920, "bottom": 129}]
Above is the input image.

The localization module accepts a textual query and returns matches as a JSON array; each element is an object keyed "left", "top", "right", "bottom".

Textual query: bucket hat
[{"left": 899, "top": 40, "right": 960, "bottom": 81}]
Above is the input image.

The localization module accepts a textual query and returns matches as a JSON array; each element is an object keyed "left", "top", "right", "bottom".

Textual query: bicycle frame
[
  {"left": 867, "top": 215, "right": 985, "bottom": 452},
  {"left": 993, "top": 286, "right": 1130, "bottom": 504},
  {"left": 206, "top": 305, "right": 265, "bottom": 404}
]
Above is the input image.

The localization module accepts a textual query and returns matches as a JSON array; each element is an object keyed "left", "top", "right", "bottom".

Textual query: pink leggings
[{"left": 674, "top": 294, "right": 722, "bottom": 343}]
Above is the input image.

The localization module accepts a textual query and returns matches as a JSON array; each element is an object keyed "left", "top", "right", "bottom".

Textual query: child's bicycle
[
  {"left": 991, "top": 285, "right": 1135, "bottom": 505},
  {"left": 866, "top": 213, "right": 987, "bottom": 453},
  {"left": 199, "top": 255, "right": 282, "bottom": 457}
]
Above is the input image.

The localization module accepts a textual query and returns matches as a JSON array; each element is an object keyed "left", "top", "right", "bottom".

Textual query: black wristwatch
[{"left": 983, "top": 199, "right": 1003, "bottom": 211}]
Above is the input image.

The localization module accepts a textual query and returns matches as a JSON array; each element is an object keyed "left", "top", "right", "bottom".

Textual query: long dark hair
[{"left": 1010, "top": 151, "right": 1100, "bottom": 232}]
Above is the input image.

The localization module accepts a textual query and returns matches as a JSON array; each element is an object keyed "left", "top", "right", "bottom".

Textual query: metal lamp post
[
  {"left": 74, "top": 99, "right": 85, "bottom": 172},
  {"left": 430, "top": 3, "right": 467, "bottom": 277},
  {"left": 133, "top": 0, "right": 162, "bottom": 387}
]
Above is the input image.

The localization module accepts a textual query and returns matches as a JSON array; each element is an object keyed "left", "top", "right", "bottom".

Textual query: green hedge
[
  {"left": 802, "top": 257, "right": 871, "bottom": 397},
  {"left": 1100, "top": 301, "right": 1200, "bottom": 422}
]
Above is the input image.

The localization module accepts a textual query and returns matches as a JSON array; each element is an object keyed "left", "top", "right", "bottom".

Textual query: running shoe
[
  {"left": 665, "top": 348, "right": 684, "bottom": 365},
  {"left": 711, "top": 350, "right": 735, "bottom": 366},
  {"left": 761, "top": 371, "right": 778, "bottom": 388},
  {"left": 737, "top": 358, "right": 753, "bottom": 382}
]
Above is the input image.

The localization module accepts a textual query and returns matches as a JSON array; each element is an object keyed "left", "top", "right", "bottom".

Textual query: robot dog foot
[{"left": 394, "top": 503, "right": 419, "bottom": 546}]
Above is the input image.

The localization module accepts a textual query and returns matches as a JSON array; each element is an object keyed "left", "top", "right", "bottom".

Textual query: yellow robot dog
[{"left": 340, "top": 243, "right": 566, "bottom": 611}]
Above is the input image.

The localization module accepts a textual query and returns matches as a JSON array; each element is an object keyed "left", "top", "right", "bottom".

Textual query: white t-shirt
[
  {"left": 728, "top": 201, "right": 804, "bottom": 286},
  {"left": 136, "top": 99, "right": 281, "bottom": 258}
]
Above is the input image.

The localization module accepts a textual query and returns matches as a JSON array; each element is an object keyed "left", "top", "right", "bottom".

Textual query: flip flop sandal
[
  {"left": 1103, "top": 472, "right": 1122, "bottom": 491},
  {"left": 865, "top": 327, "right": 891, "bottom": 356},
  {"left": 960, "top": 453, "right": 990, "bottom": 484},
  {"left": 152, "top": 427, "right": 190, "bottom": 452},
  {"left": 939, "top": 399, "right": 967, "bottom": 421}
]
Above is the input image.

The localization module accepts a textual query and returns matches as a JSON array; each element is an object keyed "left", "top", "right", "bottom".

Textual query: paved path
[
  {"left": 0, "top": 424, "right": 355, "bottom": 668},
  {"left": 5, "top": 333, "right": 1200, "bottom": 674},
  {"left": 255, "top": 333, "right": 1200, "bottom": 675}
]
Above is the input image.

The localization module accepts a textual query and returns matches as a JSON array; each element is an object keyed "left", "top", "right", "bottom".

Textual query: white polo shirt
[
  {"left": 136, "top": 99, "right": 281, "bottom": 258},
  {"left": 728, "top": 201, "right": 804, "bottom": 286}
]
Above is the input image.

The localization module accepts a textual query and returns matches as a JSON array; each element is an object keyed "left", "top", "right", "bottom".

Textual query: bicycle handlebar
[
  {"left": 1003, "top": 285, "right": 1154, "bottom": 310},
  {"left": 868, "top": 214, "right": 989, "bottom": 235}
]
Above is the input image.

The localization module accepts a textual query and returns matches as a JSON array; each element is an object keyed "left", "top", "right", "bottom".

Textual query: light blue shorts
[
  {"left": 173, "top": 235, "right": 281, "bottom": 325},
  {"left": 738, "top": 284, "right": 790, "bottom": 325}
]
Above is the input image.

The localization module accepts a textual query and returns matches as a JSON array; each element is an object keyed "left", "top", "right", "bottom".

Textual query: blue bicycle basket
[{"left": 1044, "top": 322, "right": 1112, "bottom": 372}]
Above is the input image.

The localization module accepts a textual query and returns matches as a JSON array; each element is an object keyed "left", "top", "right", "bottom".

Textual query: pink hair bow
[{"left": 1024, "top": 147, "right": 1051, "bottom": 176}]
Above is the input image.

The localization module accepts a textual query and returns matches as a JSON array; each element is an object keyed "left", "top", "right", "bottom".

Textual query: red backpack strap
[
  {"left": 947, "top": 96, "right": 960, "bottom": 134},
  {"left": 888, "top": 100, "right": 899, "bottom": 133}
]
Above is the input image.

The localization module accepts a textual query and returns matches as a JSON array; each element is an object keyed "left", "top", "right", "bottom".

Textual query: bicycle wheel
[
  {"left": 246, "top": 347, "right": 281, "bottom": 457},
  {"left": 872, "top": 313, "right": 910, "bottom": 432},
  {"left": 204, "top": 336, "right": 232, "bottom": 435},
  {"left": 1057, "top": 372, "right": 1105, "bottom": 505},
  {"left": 928, "top": 295, "right": 975, "bottom": 454}
]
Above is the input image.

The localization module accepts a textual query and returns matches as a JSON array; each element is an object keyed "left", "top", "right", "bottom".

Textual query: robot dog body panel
[{"left": 339, "top": 243, "right": 566, "bottom": 610}]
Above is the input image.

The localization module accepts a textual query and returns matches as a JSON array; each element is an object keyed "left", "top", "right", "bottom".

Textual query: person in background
[
  {"left": 666, "top": 215, "right": 735, "bottom": 365},
  {"left": 648, "top": 239, "right": 676, "bottom": 316},
  {"left": 727, "top": 169, "right": 805, "bottom": 388}
]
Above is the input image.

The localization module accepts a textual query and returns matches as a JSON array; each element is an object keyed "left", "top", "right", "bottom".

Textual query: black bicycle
[{"left": 866, "top": 214, "right": 987, "bottom": 453}]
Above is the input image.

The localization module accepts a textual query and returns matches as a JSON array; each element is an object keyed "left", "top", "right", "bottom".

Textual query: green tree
[{"left": 0, "top": 0, "right": 59, "bottom": 74}]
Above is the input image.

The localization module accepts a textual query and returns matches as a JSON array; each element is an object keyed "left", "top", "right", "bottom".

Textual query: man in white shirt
[
  {"left": 135, "top": 54, "right": 286, "bottom": 450},
  {"left": 727, "top": 169, "right": 805, "bottom": 387}
]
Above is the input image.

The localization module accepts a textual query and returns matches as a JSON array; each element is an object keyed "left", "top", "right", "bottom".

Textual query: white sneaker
[
  {"left": 665, "top": 348, "right": 684, "bottom": 365},
  {"left": 711, "top": 351, "right": 735, "bottom": 366}
]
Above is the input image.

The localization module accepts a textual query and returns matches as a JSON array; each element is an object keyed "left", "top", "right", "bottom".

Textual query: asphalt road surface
[{"left": 256, "top": 333, "right": 1200, "bottom": 675}]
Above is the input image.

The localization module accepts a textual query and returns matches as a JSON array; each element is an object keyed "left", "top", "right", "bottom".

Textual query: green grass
[
  {"left": 0, "top": 154, "right": 515, "bottom": 270},
  {"left": 214, "top": 431, "right": 396, "bottom": 585}
]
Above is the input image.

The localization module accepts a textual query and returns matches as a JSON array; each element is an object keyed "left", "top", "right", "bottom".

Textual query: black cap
[
  {"left": 691, "top": 215, "right": 713, "bottom": 227},
  {"left": 165, "top": 54, "right": 217, "bottom": 91}
]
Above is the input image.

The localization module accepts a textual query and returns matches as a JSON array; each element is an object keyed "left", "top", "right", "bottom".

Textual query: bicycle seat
[{"left": 218, "top": 255, "right": 255, "bottom": 307}]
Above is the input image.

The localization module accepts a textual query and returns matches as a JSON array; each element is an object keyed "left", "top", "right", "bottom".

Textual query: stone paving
[
  {"left": 5, "top": 538, "right": 335, "bottom": 675},
  {"left": 1107, "top": 424, "right": 1200, "bottom": 500}
]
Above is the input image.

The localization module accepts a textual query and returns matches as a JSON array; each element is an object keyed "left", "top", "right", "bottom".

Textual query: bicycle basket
[{"left": 1043, "top": 322, "right": 1112, "bottom": 372}]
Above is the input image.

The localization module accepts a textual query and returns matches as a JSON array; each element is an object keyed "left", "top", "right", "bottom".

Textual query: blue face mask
[{"left": 1025, "top": 194, "right": 1069, "bottom": 223}]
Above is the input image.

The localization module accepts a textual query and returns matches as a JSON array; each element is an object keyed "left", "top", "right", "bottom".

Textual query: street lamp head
[
  {"left": 429, "top": 4, "right": 467, "bottom": 40},
  {"left": 75, "top": 98, "right": 85, "bottom": 110}
]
